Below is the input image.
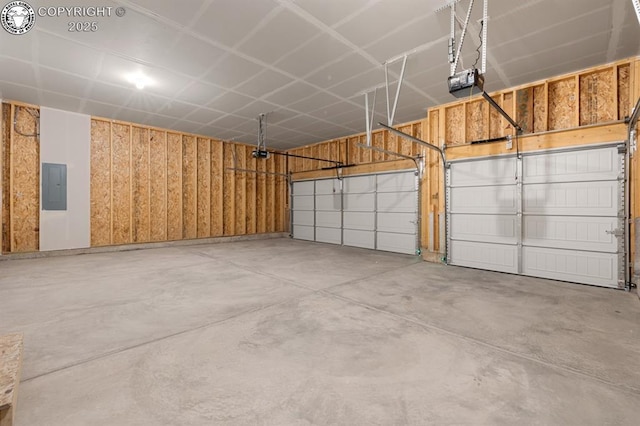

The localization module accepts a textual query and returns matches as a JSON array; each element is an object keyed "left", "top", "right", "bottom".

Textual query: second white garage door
[
  {"left": 447, "top": 144, "right": 625, "bottom": 288},
  {"left": 292, "top": 170, "right": 419, "bottom": 255}
]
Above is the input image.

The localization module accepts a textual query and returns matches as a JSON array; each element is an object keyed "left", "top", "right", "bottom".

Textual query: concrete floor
[{"left": 1, "top": 238, "right": 639, "bottom": 425}]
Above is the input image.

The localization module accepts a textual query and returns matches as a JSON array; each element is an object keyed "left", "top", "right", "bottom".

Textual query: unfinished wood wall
[
  {"left": 1, "top": 103, "right": 40, "bottom": 254},
  {"left": 288, "top": 57, "right": 640, "bottom": 263},
  {"left": 89, "top": 119, "right": 287, "bottom": 247}
]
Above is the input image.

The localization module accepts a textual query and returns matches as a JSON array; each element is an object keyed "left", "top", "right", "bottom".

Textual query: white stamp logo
[{"left": 1, "top": 1, "right": 36, "bottom": 35}]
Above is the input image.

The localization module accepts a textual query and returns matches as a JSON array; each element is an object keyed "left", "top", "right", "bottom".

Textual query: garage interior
[{"left": 1, "top": 0, "right": 640, "bottom": 424}]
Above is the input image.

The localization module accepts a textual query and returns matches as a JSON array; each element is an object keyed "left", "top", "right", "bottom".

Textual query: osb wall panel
[
  {"left": 445, "top": 104, "right": 465, "bottom": 145},
  {"left": 149, "top": 130, "right": 167, "bottom": 242},
  {"left": 579, "top": 69, "right": 615, "bottom": 125},
  {"left": 466, "top": 100, "right": 486, "bottom": 142},
  {"left": 197, "top": 138, "right": 211, "bottom": 238},
  {"left": 234, "top": 144, "right": 247, "bottom": 235},
  {"left": 533, "top": 85, "right": 547, "bottom": 133},
  {"left": 275, "top": 155, "right": 286, "bottom": 232},
  {"left": 111, "top": 123, "right": 131, "bottom": 245},
  {"left": 548, "top": 77, "right": 578, "bottom": 131},
  {"left": 132, "top": 127, "right": 150, "bottom": 243},
  {"left": 245, "top": 146, "right": 257, "bottom": 235},
  {"left": 90, "top": 120, "right": 111, "bottom": 246},
  {"left": 516, "top": 88, "right": 534, "bottom": 134},
  {"left": 182, "top": 135, "right": 197, "bottom": 240},
  {"left": 11, "top": 106, "right": 40, "bottom": 252},
  {"left": 373, "top": 132, "right": 385, "bottom": 162},
  {"left": 256, "top": 154, "right": 267, "bottom": 233},
  {"left": 267, "top": 157, "right": 276, "bottom": 232},
  {"left": 488, "top": 95, "right": 502, "bottom": 139},
  {"left": 210, "top": 140, "right": 224, "bottom": 237},
  {"left": 166, "top": 133, "right": 183, "bottom": 241},
  {"left": 223, "top": 142, "right": 235, "bottom": 236},
  {"left": 2, "top": 104, "right": 11, "bottom": 253},
  {"left": 618, "top": 64, "right": 630, "bottom": 119}
]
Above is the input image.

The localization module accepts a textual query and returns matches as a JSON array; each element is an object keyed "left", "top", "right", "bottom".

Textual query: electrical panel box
[
  {"left": 42, "top": 163, "right": 67, "bottom": 211},
  {"left": 448, "top": 68, "right": 484, "bottom": 98}
]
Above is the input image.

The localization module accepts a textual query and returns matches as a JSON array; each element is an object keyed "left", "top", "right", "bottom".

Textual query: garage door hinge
[
  {"left": 617, "top": 144, "right": 627, "bottom": 154},
  {"left": 606, "top": 228, "right": 624, "bottom": 237}
]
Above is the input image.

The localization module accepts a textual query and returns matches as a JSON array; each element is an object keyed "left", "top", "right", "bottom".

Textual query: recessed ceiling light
[{"left": 126, "top": 72, "right": 153, "bottom": 90}]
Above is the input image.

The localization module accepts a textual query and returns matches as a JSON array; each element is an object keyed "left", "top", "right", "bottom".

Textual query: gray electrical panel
[{"left": 42, "top": 163, "right": 67, "bottom": 211}]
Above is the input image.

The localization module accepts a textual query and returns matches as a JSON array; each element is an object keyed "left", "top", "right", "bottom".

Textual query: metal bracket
[
  {"left": 606, "top": 228, "right": 624, "bottom": 237},
  {"left": 384, "top": 55, "right": 408, "bottom": 126}
]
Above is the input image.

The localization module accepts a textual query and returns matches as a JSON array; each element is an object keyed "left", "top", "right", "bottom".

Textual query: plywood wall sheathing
[
  {"left": 267, "top": 156, "right": 276, "bottom": 233},
  {"left": 256, "top": 152, "right": 267, "bottom": 233},
  {"left": 90, "top": 120, "right": 112, "bottom": 246},
  {"left": 398, "top": 125, "right": 413, "bottom": 156},
  {"left": 210, "top": 140, "right": 224, "bottom": 237},
  {"left": 2, "top": 104, "right": 12, "bottom": 253},
  {"left": 149, "top": 130, "right": 167, "bottom": 242},
  {"left": 548, "top": 77, "right": 578, "bottom": 131},
  {"left": 372, "top": 132, "right": 384, "bottom": 162},
  {"left": 618, "top": 64, "right": 631, "bottom": 119},
  {"left": 533, "top": 84, "right": 548, "bottom": 133},
  {"left": 197, "top": 138, "right": 211, "bottom": 238},
  {"left": 579, "top": 69, "right": 615, "bottom": 126},
  {"left": 516, "top": 88, "right": 534, "bottom": 134},
  {"left": 488, "top": 95, "right": 503, "bottom": 139},
  {"left": 275, "top": 154, "right": 285, "bottom": 232},
  {"left": 132, "top": 127, "right": 150, "bottom": 243},
  {"left": 181, "top": 136, "right": 197, "bottom": 240},
  {"left": 234, "top": 145, "right": 247, "bottom": 235},
  {"left": 222, "top": 142, "right": 235, "bottom": 236},
  {"left": 466, "top": 100, "right": 486, "bottom": 142},
  {"left": 111, "top": 123, "right": 132, "bottom": 245},
  {"left": 445, "top": 104, "right": 465, "bottom": 145},
  {"left": 166, "top": 133, "right": 183, "bottom": 241},
  {"left": 245, "top": 145, "right": 257, "bottom": 235}
]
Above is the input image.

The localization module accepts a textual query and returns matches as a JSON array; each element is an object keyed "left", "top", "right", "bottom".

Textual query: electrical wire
[
  {"left": 13, "top": 106, "right": 40, "bottom": 137},
  {"left": 473, "top": 20, "right": 483, "bottom": 70}
]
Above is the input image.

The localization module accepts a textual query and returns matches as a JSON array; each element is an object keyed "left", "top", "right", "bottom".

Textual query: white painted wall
[{"left": 40, "top": 107, "right": 91, "bottom": 251}]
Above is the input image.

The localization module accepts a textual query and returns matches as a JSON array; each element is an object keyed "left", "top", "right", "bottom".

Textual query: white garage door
[
  {"left": 447, "top": 144, "right": 625, "bottom": 288},
  {"left": 292, "top": 171, "right": 419, "bottom": 255}
]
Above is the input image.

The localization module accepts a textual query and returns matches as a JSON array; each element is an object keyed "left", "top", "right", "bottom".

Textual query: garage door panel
[
  {"left": 316, "top": 211, "right": 341, "bottom": 228},
  {"left": 523, "top": 148, "right": 618, "bottom": 184},
  {"left": 293, "top": 210, "right": 314, "bottom": 226},
  {"left": 377, "top": 212, "right": 416, "bottom": 234},
  {"left": 377, "top": 172, "right": 415, "bottom": 192},
  {"left": 343, "top": 193, "right": 375, "bottom": 212},
  {"left": 377, "top": 192, "right": 416, "bottom": 213},
  {"left": 450, "top": 214, "right": 517, "bottom": 244},
  {"left": 316, "top": 227, "right": 341, "bottom": 244},
  {"left": 523, "top": 181, "right": 618, "bottom": 216},
  {"left": 377, "top": 232, "right": 416, "bottom": 255},
  {"left": 522, "top": 246, "right": 617, "bottom": 288},
  {"left": 293, "top": 181, "right": 314, "bottom": 195},
  {"left": 293, "top": 225, "right": 314, "bottom": 241},
  {"left": 523, "top": 215, "right": 618, "bottom": 252},
  {"left": 315, "top": 179, "right": 340, "bottom": 195},
  {"left": 344, "top": 229, "right": 375, "bottom": 249},
  {"left": 449, "top": 241, "right": 518, "bottom": 274},
  {"left": 316, "top": 194, "right": 341, "bottom": 211},
  {"left": 293, "top": 195, "right": 314, "bottom": 211},
  {"left": 344, "top": 175, "right": 375, "bottom": 193},
  {"left": 450, "top": 186, "right": 518, "bottom": 214},
  {"left": 344, "top": 212, "right": 374, "bottom": 231},
  {"left": 450, "top": 157, "right": 517, "bottom": 187}
]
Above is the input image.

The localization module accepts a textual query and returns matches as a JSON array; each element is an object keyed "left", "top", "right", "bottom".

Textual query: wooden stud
[
  {"left": 166, "top": 133, "right": 183, "bottom": 241},
  {"left": 111, "top": 123, "right": 132, "bottom": 245},
  {"left": 267, "top": 154, "right": 276, "bottom": 232},
  {"left": 245, "top": 145, "right": 257, "bottom": 235},
  {"left": 149, "top": 130, "right": 167, "bottom": 242},
  {"left": 132, "top": 127, "right": 150, "bottom": 243},
  {"left": 222, "top": 142, "right": 235, "bottom": 236},
  {"left": 234, "top": 144, "right": 247, "bottom": 235},
  {"left": 182, "top": 135, "right": 197, "bottom": 239}
]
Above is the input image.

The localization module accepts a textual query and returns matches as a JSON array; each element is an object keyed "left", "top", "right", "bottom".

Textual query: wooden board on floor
[
  {"left": 90, "top": 119, "right": 112, "bottom": 246},
  {"left": 0, "top": 333, "right": 23, "bottom": 426}
]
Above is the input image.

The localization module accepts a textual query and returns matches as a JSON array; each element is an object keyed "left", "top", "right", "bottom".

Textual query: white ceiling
[{"left": 0, "top": 0, "right": 638, "bottom": 149}]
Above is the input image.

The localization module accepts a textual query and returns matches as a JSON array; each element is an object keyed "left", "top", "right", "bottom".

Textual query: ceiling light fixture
[{"left": 126, "top": 72, "right": 152, "bottom": 90}]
